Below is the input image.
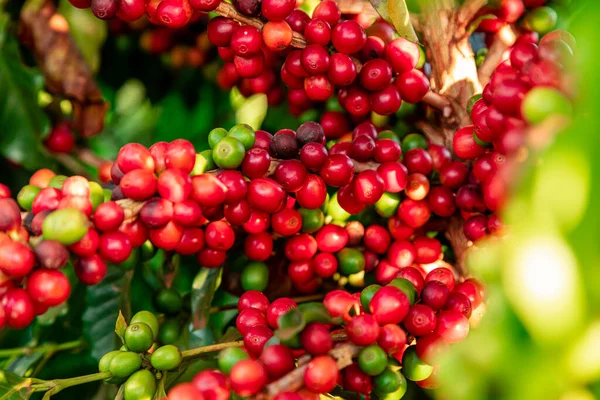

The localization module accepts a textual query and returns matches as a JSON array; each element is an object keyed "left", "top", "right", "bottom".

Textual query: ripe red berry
[
  {"left": 395, "top": 69, "right": 430, "bottom": 103},
  {"left": 75, "top": 254, "right": 107, "bottom": 285},
  {"left": 1, "top": 288, "right": 35, "bottom": 329},
  {"left": 0, "top": 241, "right": 35, "bottom": 278},
  {"left": 332, "top": 20, "right": 366, "bottom": 54},
  {"left": 435, "top": 310, "right": 470, "bottom": 343},
  {"left": 261, "top": 344, "right": 295, "bottom": 379},
  {"left": 271, "top": 208, "right": 302, "bottom": 236},
  {"left": 117, "top": 143, "right": 155, "bottom": 173},
  {"left": 378, "top": 324, "right": 407, "bottom": 354},
  {"left": 120, "top": 169, "right": 157, "bottom": 201},
  {"left": 360, "top": 59, "right": 393, "bottom": 91},
  {"left": 266, "top": 297, "right": 297, "bottom": 329},
  {"left": 404, "top": 304, "right": 437, "bottom": 337},
  {"left": 230, "top": 359, "right": 268, "bottom": 396},
  {"left": 301, "top": 322, "right": 333, "bottom": 355},
  {"left": 99, "top": 231, "right": 132, "bottom": 263},
  {"left": 192, "top": 174, "right": 228, "bottom": 207},
  {"left": 263, "top": 21, "right": 293, "bottom": 51},
  {"left": 244, "top": 324, "right": 273, "bottom": 356},
  {"left": 421, "top": 281, "right": 450, "bottom": 311},
  {"left": 353, "top": 170, "right": 384, "bottom": 205},
  {"left": 385, "top": 37, "right": 419, "bottom": 74},
  {"left": 397, "top": 199, "right": 431, "bottom": 228},
  {"left": 26, "top": 269, "right": 71, "bottom": 308},
  {"left": 295, "top": 174, "right": 327, "bottom": 210},
  {"left": 304, "top": 356, "right": 338, "bottom": 393},
  {"left": 247, "top": 178, "right": 286, "bottom": 213},
  {"left": 369, "top": 286, "right": 410, "bottom": 325},
  {"left": 205, "top": 221, "right": 235, "bottom": 250},
  {"left": 284, "top": 233, "right": 317, "bottom": 261},
  {"left": 69, "top": 228, "right": 100, "bottom": 257},
  {"left": 94, "top": 201, "right": 125, "bottom": 232},
  {"left": 347, "top": 314, "right": 380, "bottom": 346},
  {"left": 45, "top": 122, "right": 75, "bottom": 154},
  {"left": 244, "top": 232, "right": 274, "bottom": 261}
]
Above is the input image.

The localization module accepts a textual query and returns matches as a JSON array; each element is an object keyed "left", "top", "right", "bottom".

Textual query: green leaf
[
  {"left": 235, "top": 94, "right": 268, "bottom": 131},
  {"left": 154, "top": 93, "right": 190, "bottom": 142},
  {"left": 298, "top": 302, "right": 333, "bottom": 324},
  {"left": 0, "top": 13, "right": 54, "bottom": 171},
  {"left": 57, "top": 1, "right": 107, "bottom": 72},
  {"left": 275, "top": 308, "right": 305, "bottom": 341},
  {"left": 189, "top": 268, "right": 222, "bottom": 348},
  {"left": 82, "top": 267, "right": 133, "bottom": 361},
  {"left": 114, "top": 311, "right": 128, "bottom": 343},
  {"left": 369, "top": 0, "right": 418, "bottom": 42},
  {"left": 208, "top": 290, "right": 239, "bottom": 339},
  {"left": 0, "top": 370, "right": 33, "bottom": 400}
]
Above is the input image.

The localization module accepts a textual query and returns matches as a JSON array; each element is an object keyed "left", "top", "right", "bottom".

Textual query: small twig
[
  {"left": 0, "top": 340, "right": 84, "bottom": 359},
  {"left": 215, "top": 2, "right": 306, "bottom": 48},
  {"left": 478, "top": 24, "right": 517, "bottom": 85},
  {"left": 457, "top": 0, "right": 488, "bottom": 29},
  {"left": 444, "top": 216, "right": 469, "bottom": 277},
  {"left": 423, "top": 92, "right": 453, "bottom": 117},
  {"left": 180, "top": 340, "right": 244, "bottom": 361},
  {"left": 76, "top": 148, "right": 105, "bottom": 169},
  {"left": 53, "top": 153, "right": 92, "bottom": 178},
  {"left": 415, "top": 121, "right": 444, "bottom": 145}
]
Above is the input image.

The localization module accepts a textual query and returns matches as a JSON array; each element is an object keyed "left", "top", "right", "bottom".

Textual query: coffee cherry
[
  {"left": 74, "top": 254, "right": 107, "bottom": 285},
  {"left": 312, "top": 0, "right": 340, "bottom": 27},
  {"left": 125, "top": 322, "right": 154, "bottom": 353},
  {"left": 156, "top": 288, "right": 183, "bottom": 315},
  {"left": 270, "top": 134, "right": 299, "bottom": 160},
  {"left": 402, "top": 346, "right": 433, "bottom": 381},
  {"left": 99, "top": 231, "right": 132, "bottom": 264},
  {"left": 1, "top": 288, "right": 35, "bottom": 329},
  {"left": 385, "top": 37, "right": 420, "bottom": 74},
  {"left": 358, "top": 345, "right": 387, "bottom": 376},
  {"left": 434, "top": 310, "right": 470, "bottom": 343},
  {"left": 369, "top": 286, "right": 410, "bottom": 325},
  {"left": 300, "top": 322, "right": 333, "bottom": 355},
  {"left": 166, "top": 383, "right": 202, "bottom": 399},
  {"left": 244, "top": 324, "right": 273, "bottom": 356},
  {"left": 332, "top": 20, "right": 366, "bottom": 54},
  {"left": 304, "top": 355, "right": 338, "bottom": 393},
  {"left": 0, "top": 240, "right": 35, "bottom": 278},
  {"left": 444, "top": 291, "right": 473, "bottom": 318},
  {"left": 266, "top": 298, "right": 297, "bottom": 329},
  {"left": 261, "top": 344, "right": 295, "bottom": 379},
  {"left": 241, "top": 261, "right": 269, "bottom": 291},
  {"left": 230, "top": 359, "right": 267, "bottom": 396},
  {"left": 26, "top": 269, "right": 71, "bottom": 308}
]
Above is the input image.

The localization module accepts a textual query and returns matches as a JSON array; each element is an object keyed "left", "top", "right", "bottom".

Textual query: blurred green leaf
[
  {"left": 57, "top": 1, "right": 106, "bottom": 72},
  {"left": 82, "top": 267, "right": 132, "bottom": 361},
  {"left": 235, "top": 94, "right": 267, "bottom": 130},
  {"left": 208, "top": 290, "right": 239, "bottom": 339},
  {"left": 189, "top": 268, "right": 222, "bottom": 348},
  {"left": 0, "top": 13, "right": 54, "bottom": 171},
  {"left": 369, "top": 0, "right": 418, "bottom": 42},
  {"left": 0, "top": 370, "right": 33, "bottom": 400},
  {"left": 155, "top": 93, "right": 189, "bottom": 142},
  {"left": 114, "top": 79, "right": 146, "bottom": 116}
]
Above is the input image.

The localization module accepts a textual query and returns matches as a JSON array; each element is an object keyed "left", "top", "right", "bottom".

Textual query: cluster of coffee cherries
[
  {"left": 209, "top": 0, "right": 430, "bottom": 115},
  {"left": 476, "top": 0, "right": 557, "bottom": 40},
  {"left": 164, "top": 270, "right": 483, "bottom": 399},
  {"left": 451, "top": 30, "right": 573, "bottom": 241},
  {"left": 0, "top": 171, "right": 115, "bottom": 330},
  {"left": 98, "top": 310, "right": 183, "bottom": 399}
]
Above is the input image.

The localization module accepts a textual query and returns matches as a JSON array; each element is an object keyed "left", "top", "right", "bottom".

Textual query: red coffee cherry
[
  {"left": 261, "top": 344, "right": 295, "bottom": 379},
  {"left": 304, "top": 355, "right": 338, "bottom": 393},
  {"left": 230, "top": 359, "right": 268, "bottom": 397},
  {"left": 26, "top": 269, "right": 71, "bottom": 308},
  {"left": 266, "top": 298, "right": 297, "bottom": 329},
  {"left": 346, "top": 314, "right": 380, "bottom": 346},
  {"left": 1, "top": 288, "right": 35, "bottom": 329},
  {"left": 0, "top": 241, "right": 35, "bottom": 278},
  {"left": 301, "top": 322, "right": 333, "bottom": 355},
  {"left": 94, "top": 201, "right": 125, "bottom": 232},
  {"left": 99, "top": 231, "right": 132, "bottom": 264},
  {"left": 75, "top": 254, "right": 107, "bottom": 285}
]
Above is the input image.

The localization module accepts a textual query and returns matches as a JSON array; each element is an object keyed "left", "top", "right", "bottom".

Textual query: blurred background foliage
[{"left": 1, "top": 0, "right": 600, "bottom": 399}]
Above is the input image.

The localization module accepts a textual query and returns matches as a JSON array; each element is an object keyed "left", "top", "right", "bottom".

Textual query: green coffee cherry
[
  {"left": 109, "top": 351, "right": 142, "bottom": 378},
  {"left": 375, "top": 192, "right": 400, "bottom": 218},
  {"left": 124, "top": 322, "right": 154, "bottom": 353},
  {"left": 522, "top": 87, "right": 572, "bottom": 125},
  {"left": 241, "top": 261, "right": 269, "bottom": 292},
  {"left": 48, "top": 175, "right": 67, "bottom": 190},
  {"left": 228, "top": 124, "right": 255, "bottom": 150},
  {"left": 402, "top": 346, "right": 433, "bottom": 381},
  {"left": 388, "top": 278, "right": 417, "bottom": 305},
  {"left": 89, "top": 181, "right": 105, "bottom": 211},
  {"left": 155, "top": 288, "right": 183, "bottom": 315},
  {"left": 151, "top": 345, "right": 182, "bottom": 370},
  {"left": 298, "top": 208, "right": 325, "bottom": 233},
  {"left": 159, "top": 319, "right": 181, "bottom": 345},
  {"left": 123, "top": 369, "right": 156, "bottom": 400},
  {"left": 337, "top": 248, "right": 366, "bottom": 276},
  {"left": 217, "top": 347, "right": 249, "bottom": 374},
  {"left": 98, "top": 350, "right": 121, "bottom": 373},
  {"left": 42, "top": 208, "right": 89, "bottom": 245},
  {"left": 130, "top": 311, "right": 159, "bottom": 340},
  {"left": 212, "top": 137, "right": 246, "bottom": 169},
  {"left": 191, "top": 150, "right": 216, "bottom": 175},
  {"left": 358, "top": 345, "right": 388, "bottom": 376},
  {"left": 401, "top": 133, "right": 428, "bottom": 152},
  {"left": 360, "top": 284, "right": 381, "bottom": 310},
  {"left": 208, "top": 127, "right": 228, "bottom": 149},
  {"left": 374, "top": 367, "right": 404, "bottom": 394},
  {"left": 17, "top": 185, "right": 40, "bottom": 211}
]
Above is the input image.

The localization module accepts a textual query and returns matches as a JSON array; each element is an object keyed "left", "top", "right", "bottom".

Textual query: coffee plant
[{"left": 1, "top": 0, "right": 599, "bottom": 399}]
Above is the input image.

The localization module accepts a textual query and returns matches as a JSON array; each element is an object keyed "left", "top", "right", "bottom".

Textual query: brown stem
[
  {"left": 444, "top": 215, "right": 469, "bottom": 276},
  {"left": 457, "top": 0, "right": 488, "bottom": 28},
  {"left": 478, "top": 25, "right": 517, "bottom": 86},
  {"left": 76, "top": 148, "right": 105, "bottom": 169}
]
